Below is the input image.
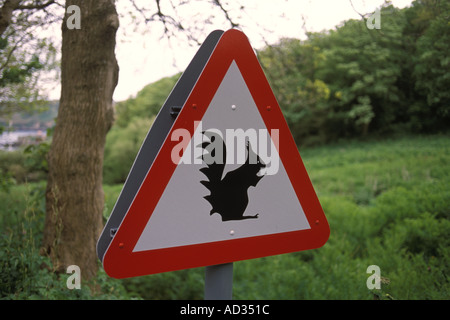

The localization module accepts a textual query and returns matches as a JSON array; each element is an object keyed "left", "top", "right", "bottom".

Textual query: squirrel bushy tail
[{"left": 198, "top": 131, "right": 226, "bottom": 212}]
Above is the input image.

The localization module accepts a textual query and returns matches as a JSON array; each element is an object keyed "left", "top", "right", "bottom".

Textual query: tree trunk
[{"left": 42, "top": 0, "right": 119, "bottom": 280}]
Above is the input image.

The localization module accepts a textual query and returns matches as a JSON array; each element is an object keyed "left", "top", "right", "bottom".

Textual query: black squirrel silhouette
[{"left": 198, "top": 131, "right": 266, "bottom": 221}]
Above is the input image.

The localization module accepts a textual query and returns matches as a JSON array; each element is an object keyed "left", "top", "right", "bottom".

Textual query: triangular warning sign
[{"left": 99, "top": 29, "right": 329, "bottom": 279}]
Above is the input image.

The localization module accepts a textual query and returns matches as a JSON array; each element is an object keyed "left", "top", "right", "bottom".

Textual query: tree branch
[
  {"left": 211, "top": 0, "right": 239, "bottom": 28},
  {"left": 349, "top": 0, "right": 369, "bottom": 20},
  {"left": 0, "top": 33, "right": 24, "bottom": 72},
  {"left": 0, "top": 0, "right": 59, "bottom": 37},
  {"left": 16, "top": 0, "right": 55, "bottom": 10}
]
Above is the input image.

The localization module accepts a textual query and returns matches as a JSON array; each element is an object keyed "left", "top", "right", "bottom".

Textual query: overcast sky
[{"left": 47, "top": 0, "right": 414, "bottom": 102}]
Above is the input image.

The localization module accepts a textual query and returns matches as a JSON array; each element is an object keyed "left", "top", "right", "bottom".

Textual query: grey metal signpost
[{"left": 204, "top": 263, "right": 233, "bottom": 300}]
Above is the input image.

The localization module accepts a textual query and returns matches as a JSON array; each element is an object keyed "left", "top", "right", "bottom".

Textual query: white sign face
[{"left": 133, "top": 61, "right": 310, "bottom": 252}]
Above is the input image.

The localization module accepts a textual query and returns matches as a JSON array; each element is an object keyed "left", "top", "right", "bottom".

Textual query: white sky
[{"left": 47, "top": 0, "right": 414, "bottom": 102}]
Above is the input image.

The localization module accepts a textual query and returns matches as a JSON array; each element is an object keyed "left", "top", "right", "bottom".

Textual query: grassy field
[{"left": 1, "top": 134, "right": 449, "bottom": 299}]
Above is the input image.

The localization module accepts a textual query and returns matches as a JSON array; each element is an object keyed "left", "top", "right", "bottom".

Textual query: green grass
[
  {"left": 1, "top": 134, "right": 449, "bottom": 299},
  {"left": 231, "top": 135, "right": 449, "bottom": 300},
  {"left": 301, "top": 134, "right": 449, "bottom": 203}
]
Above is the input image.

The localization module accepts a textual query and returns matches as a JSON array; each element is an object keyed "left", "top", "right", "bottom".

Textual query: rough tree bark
[{"left": 42, "top": 0, "right": 119, "bottom": 280}]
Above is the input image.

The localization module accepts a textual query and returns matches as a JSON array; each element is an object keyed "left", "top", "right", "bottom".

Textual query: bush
[
  {"left": 0, "top": 144, "right": 49, "bottom": 185},
  {"left": 0, "top": 151, "right": 25, "bottom": 187},
  {"left": 103, "top": 117, "right": 154, "bottom": 184},
  {"left": 0, "top": 182, "right": 131, "bottom": 300}
]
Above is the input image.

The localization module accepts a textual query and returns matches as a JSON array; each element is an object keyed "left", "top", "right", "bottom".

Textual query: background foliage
[{"left": 257, "top": 1, "right": 449, "bottom": 146}]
